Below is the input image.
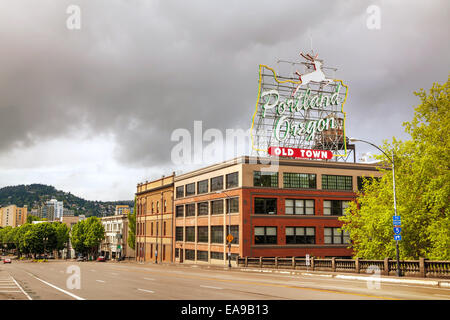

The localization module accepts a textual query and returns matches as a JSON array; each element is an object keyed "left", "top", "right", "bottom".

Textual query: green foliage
[
  {"left": 340, "top": 76, "right": 450, "bottom": 260},
  {"left": 127, "top": 197, "right": 136, "bottom": 250},
  {"left": 26, "top": 215, "right": 41, "bottom": 223},
  {"left": 70, "top": 217, "right": 105, "bottom": 256},
  {"left": 53, "top": 222, "right": 70, "bottom": 251}
]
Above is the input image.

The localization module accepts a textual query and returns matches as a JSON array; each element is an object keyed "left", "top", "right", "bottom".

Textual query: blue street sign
[
  {"left": 394, "top": 235, "right": 402, "bottom": 241},
  {"left": 393, "top": 216, "right": 401, "bottom": 226},
  {"left": 393, "top": 227, "right": 401, "bottom": 234}
]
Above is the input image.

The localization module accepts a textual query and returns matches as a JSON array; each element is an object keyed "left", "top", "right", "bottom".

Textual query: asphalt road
[{"left": 0, "top": 260, "right": 449, "bottom": 300}]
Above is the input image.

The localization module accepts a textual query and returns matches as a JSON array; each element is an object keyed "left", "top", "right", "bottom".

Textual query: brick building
[
  {"left": 173, "top": 156, "right": 382, "bottom": 265},
  {"left": 135, "top": 174, "right": 175, "bottom": 263}
]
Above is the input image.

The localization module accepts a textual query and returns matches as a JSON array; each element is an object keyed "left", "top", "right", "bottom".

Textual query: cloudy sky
[{"left": 0, "top": 0, "right": 448, "bottom": 201}]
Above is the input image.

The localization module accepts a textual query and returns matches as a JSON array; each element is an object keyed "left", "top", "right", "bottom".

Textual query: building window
[
  {"left": 254, "top": 198, "right": 277, "bottom": 214},
  {"left": 175, "top": 227, "right": 183, "bottom": 241},
  {"left": 185, "top": 249, "right": 195, "bottom": 260},
  {"left": 164, "top": 200, "right": 167, "bottom": 212},
  {"left": 254, "top": 226, "right": 277, "bottom": 244},
  {"left": 285, "top": 199, "right": 314, "bottom": 215},
  {"left": 197, "top": 250, "right": 208, "bottom": 262},
  {"left": 211, "top": 226, "right": 223, "bottom": 243},
  {"left": 229, "top": 225, "right": 239, "bottom": 244},
  {"left": 163, "top": 221, "right": 166, "bottom": 235},
  {"left": 322, "top": 175, "right": 353, "bottom": 191},
  {"left": 197, "top": 202, "right": 209, "bottom": 216},
  {"left": 186, "top": 204, "right": 195, "bottom": 217},
  {"left": 198, "top": 179, "right": 209, "bottom": 194},
  {"left": 226, "top": 172, "right": 239, "bottom": 189},
  {"left": 175, "top": 248, "right": 179, "bottom": 258},
  {"left": 176, "top": 186, "right": 184, "bottom": 198},
  {"left": 210, "top": 251, "right": 224, "bottom": 260},
  {"left": 286, "top": 227, "right": 315, "bottom": 244},
  {"left": 324, "top": 227, "right": 350, "bottom": 244},
  {"left": 253, "top": 171, "right": 278, "bottom": 187},
  {"left": 197, "top": 226, "right": 208, "bottom": 243},
  {"left": 357, "top": 176, "right": 380, "bottom": 191},
  {"left": 185, "top": 227, "right": 195, "bottom": 242},
  {"left": 151, "top": 222, "right": 153, "bottom": 236},
  {"left": 210, "top": 176, "right": 224, "bottom": 192},
  {"left": 156, "top": 201, "right": 159, "bottom": 213},
  {"left": 226, "top": 197, "right": 239, "bottom": 213},
  {"left": 175, "top": 205, "right": 184, "bottom": 217},
  {"left": 283, "top": 173, "right": 316, "bottom": 189},
  {"left": 323, "top": 200, "right": 349, "bottom": 216},
  {"left": 211, "top": 200, "right": 223, "bottom": 215},
  {"left": 151, "top": 202, "right": 154, "bottom": 213},
  {"left": 185, "top": 183, "right": 195, "bottom": 196}
]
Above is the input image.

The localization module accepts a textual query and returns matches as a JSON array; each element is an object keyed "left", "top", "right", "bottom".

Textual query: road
[{"left": 0, "top": 260, "right": 449, "bottom": 300}]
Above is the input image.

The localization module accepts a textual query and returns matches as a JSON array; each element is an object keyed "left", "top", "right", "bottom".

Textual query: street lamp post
[{"left": 349, "top": 138, "right": 401, "bottom": 277}]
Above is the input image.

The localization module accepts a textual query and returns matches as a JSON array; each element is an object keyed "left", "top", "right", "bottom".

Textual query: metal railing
[{"left": 236, "top": 256, "right": 450, "bottom": 279}]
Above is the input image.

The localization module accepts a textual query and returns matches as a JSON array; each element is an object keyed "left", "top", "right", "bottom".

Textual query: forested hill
[{"left": 0, "top": 184, "right": 133, "bottom": 217}]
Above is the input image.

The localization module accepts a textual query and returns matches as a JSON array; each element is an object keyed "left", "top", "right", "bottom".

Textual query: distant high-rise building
[{"left": 38, "top": 199, "right": 63, "bottom": 221}]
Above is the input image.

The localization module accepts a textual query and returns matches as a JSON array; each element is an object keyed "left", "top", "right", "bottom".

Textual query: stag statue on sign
[{"left": 292, "top": 52, "right": 334, "bottom": 97}]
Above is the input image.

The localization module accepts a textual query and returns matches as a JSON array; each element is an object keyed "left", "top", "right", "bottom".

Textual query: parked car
[
  {"left": 97, "top": 256, "right": 106, "bottom": 262},
  {"left": 3, "top": 258, "right": 11, "bottom": 264},
  {"left": 76, "top": 256, "right": 87, "bottom": 262}
]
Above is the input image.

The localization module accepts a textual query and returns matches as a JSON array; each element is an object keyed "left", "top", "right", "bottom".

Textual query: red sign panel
[{"left": 268, "top": 146, "right": 333, "bottom": 160}]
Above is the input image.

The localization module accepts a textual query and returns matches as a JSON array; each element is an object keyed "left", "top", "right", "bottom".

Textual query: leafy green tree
[
  {"left": 340, "top": 77, "right": 450, "bottom": 260},
  {"left": 26, "top": 215, "right": 41, "bottom": 223},
  {"left": 17, "top": 223, "right": 34, "bottom": 257},
  {"left": 127, "top": 197, "right": 136, "bottom": 250},
  {"left": 70, "top": 217, "right": 105, "bottom": 258},
  {"left": 53, "top": 222, "right": 70, "bottom": 252},
  {"left": 22, "top": 223, "right": 58, "bottom": 257}
]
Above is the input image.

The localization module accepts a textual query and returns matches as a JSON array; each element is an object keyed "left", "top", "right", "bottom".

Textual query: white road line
[
  {"left": 26, "top": 272, "right": 85, "bottom": 300},
  {"left": 200, "top": 285, "right": 223, "bottom": 290},
  {"left": 96, "top": 280, "right": 105, "bottom": 283},
  {"left": 143, "top": 278, "right": 155, "bottom": 281},
  {"left": 137, "top": 288, "right": 154, "bottom": 293},
  {"left": 11, "top": 276, "right": 32, "bottom": 300},
  {"left": 0, "top": 290, "right": 22, "bottom": 293}
]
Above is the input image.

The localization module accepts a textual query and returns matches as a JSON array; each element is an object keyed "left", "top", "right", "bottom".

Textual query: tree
[
  {"left": 21, "top": 223, "right": 57, "bottom": 258},
  {"left": 26, "top": 215, "right": 41, "bottom": 224},
  {"left": 70, "top": 216, "right": 105, "bottom": 258},
  {"left": 340, "top": 76, "right": 450, "bottom": 260},
  {"left": 127, "top": 197, "right": 136, "bottom": 250},
  {"left": 53, "top": 222, "right": 70, "bottom": 252}
]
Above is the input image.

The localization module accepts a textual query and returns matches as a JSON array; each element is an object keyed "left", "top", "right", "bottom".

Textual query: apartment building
[
  {"left": 0, "top": 205, "right": 28, "bottom": 227},
  {"left": 173, "top": 156, "right": 383, "bottom": 266},
  {"left": 100, "top": 214, "right": 135, "bottom": 260},
  {"left": 135, "top": 174, "right": 174, "bottom": 263}
]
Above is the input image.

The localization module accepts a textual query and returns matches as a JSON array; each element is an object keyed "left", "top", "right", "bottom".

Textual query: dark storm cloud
[{"left": 0, "top": 0, "right": 449, "bottom": 167}]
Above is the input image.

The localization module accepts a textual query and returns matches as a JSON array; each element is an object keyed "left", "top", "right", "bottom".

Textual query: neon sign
[{"left": 250, "top": 51, "right": 349, "bottom": 160}]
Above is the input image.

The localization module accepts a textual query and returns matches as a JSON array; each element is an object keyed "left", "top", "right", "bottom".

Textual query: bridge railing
[{"left": 236, "top": 256, "right": 450, "bottom": 279}]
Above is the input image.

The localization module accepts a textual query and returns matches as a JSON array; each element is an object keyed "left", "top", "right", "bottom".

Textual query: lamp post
[
  {"left": 349, "top": 137, "right": 401, "bottom": 277},
  {"left": 216, "top": 190, "right": 232, "bottom": 268}
]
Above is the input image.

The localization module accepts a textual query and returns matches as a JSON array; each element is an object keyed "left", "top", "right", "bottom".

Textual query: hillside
[{"left": 0, "top": 184, "right": 134, "bottom": 217}]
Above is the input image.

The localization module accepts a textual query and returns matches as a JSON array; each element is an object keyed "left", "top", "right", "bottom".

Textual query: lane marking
[
  {"left": 26, "top": 272, "right": 85, "bottom": 300},
  {"left": 115, "top": 267, "right": 395, "bottom": 300},
  {"left": 137, "top": 288, "right": 154, "bottom": 293},
  {"left": 96, "top": 280, "right": 105, "bottom": 283},
  {"left": 144, "top": 278, "right": 155, "bottom": 281},
  {"left": 0, "top": 290, "right": 22, "bottom": 293},
  {"left": 11, "top": 276, "right": 32, "bottom": 300},
  {"left": 200, "top": 285, "right": 223, "bottom": 290}
]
